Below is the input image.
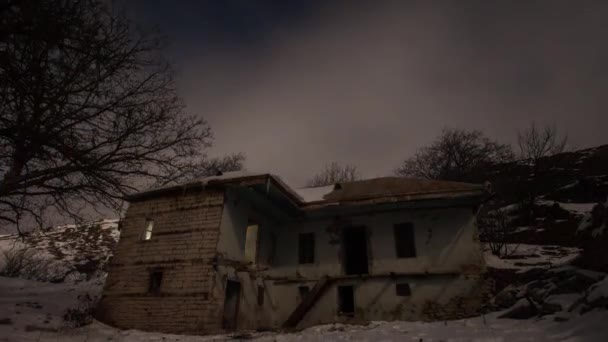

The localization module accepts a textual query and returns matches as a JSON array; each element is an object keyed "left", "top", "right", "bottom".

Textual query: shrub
[
  {"left": 63, "top": 293, "right": 98, "bottom": 328},
  {"left": 479, "top": 209, "right": 519, "bottom": 257},
  {"left": 0, "top": 246, "right": 57, "bottom": 281}
]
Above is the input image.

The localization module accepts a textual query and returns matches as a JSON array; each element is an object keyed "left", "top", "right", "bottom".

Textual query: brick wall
[{"left": 96, "top": 190, "right": 226, "bottom": 334}]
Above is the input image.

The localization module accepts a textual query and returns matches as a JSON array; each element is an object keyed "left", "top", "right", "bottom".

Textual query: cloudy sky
[{"left": 124, "top": 0, "right": 608, "bottom": 187}]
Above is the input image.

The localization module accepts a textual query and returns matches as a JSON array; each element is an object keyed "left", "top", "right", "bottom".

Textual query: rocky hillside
[
  {"left": 472, "top": 145, "right": 608, "bottom": 271},
  {"left": 469, "top": 144, "right": 608, "bottom": 323},
  {"left": 0, "top": 219, "right": 120, "bottom": 282}
]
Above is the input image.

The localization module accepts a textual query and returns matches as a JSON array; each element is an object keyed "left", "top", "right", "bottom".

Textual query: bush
[
  {"left": 479, "top": 209, "right": 519, "bottom": 257},
  {"left": 63, "top": 293, "right": 98, "bottom": 328},
  {"left": 0, "top": 246, "right": 57, "bottom": 282}
]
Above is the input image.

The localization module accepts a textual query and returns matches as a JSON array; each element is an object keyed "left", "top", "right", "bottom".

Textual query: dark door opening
[
  {"left": 222, "top": 280, "right": 241, "bottom": 330},
  {"left": 342, "top": 226, "right": 369, "bottom": 275},
  {"left": 337, "top": 285, "right": 355, "bottom": 316}
]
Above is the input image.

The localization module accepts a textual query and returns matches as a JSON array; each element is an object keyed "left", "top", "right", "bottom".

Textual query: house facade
[{"left": 97, "top": 173, "right": 489, "bottom": 334}]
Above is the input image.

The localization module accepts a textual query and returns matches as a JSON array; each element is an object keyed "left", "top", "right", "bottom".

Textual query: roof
[
  {"left": 129, "top": 172, "right": 489, "bottom": 209},
  {"left": 127, "top": 171, "right": 301, "bottom": 204},
  {"left": 303, "top": 177, "right": 486, "bottom": 204}
]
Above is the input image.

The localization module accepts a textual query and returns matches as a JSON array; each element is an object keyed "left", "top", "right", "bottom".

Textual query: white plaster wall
[
  {"left": 297, "top": 275, "right": 484, "bottom": 327},
  {"left": 269, "top": 207, "right": 485, "bottom": 278},
  {"left": 264, "top": 206, "right": 486, "bottom": 327},
  {"left": 216, "top": 188, "right": 277, "bottom": 266},
  {"left": 214, "top": 191, "right": 486, "bottom": 330},
  {"left": 214, "top": 189, "right": 280, "bottom": 330}
]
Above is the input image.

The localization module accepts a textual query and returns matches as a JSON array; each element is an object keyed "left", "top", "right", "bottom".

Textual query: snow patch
[
  {"left": 588, "top": 276, "right": 608, "bottom": 302},
  {"left": 485, "top": 244, "right": 581, "bottom": 271},
  {"left": 294, "top": 185, "right": 335, "bottom": 202},
  {"left": 538, "top": 200, "right": 596, "bottom": 215}
]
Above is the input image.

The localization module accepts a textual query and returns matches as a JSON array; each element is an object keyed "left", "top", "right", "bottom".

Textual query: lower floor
[
  {"left": 5, "top": 275, "right": 608, "bottom": 342},
  {"left": 97, "top": 266, "right": 489, "bottom": 334}
]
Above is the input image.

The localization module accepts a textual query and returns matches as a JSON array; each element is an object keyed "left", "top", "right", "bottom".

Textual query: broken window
[
  {"left": 395, "top": 283, "right": 412, "bottom": 296},
  {"left": 267, "top": 232, "right": 277, "bottom": 264},
  {"left": 244, "top": 221, "right": 259, "bottom": 264},
  {"left": 337, "top": 285, "right": 355, "bottom": 315},
  {"left": 298, "top": 286, "right": 310, "bottom": 302},
  {"left": 142, "top": 219, "right": 154, "bottom": 241},
  {"left": 148, "top": 271, "right": 163, "bottom": 294},
  {"left": 394, "top": 223, "right": 416, "bottom": 258},
  {"left": 298, "top": 232, "right": 315, "bottom": 264},
  {"left": 257, "top": 285, "right": 264, "bottom": 306}
]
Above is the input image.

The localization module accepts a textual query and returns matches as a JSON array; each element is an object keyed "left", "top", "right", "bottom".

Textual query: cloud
[{"left": 175, "top": 1, "right": 608, "bottom": 186}]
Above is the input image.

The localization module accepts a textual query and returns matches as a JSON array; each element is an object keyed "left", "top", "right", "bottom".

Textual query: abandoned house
[{"left": 97, "top": 172, "right": 490, "bottom": 334}]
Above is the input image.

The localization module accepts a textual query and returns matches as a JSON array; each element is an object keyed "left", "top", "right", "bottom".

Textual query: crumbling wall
[
  {"left": 275, "top": 274, "right": 489, "bottom": 329},
  {"left": 211, "top": 188, "right": 277, "bottom": 330},
  {"left": 96, "top": 190, "right": 225, "bottom": 334},
  {"left": 266, "top": 206, "right": 487, "bottom": 327}
]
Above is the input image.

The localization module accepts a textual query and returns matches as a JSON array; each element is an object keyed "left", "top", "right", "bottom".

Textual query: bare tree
[
  {"left": 517, "top": 122, "right": 568, "bottom": 212},
  {"left": 518, "top": 122, "right": 568, "bottom": 163},
  {"left": 195, "top": 154, "right": 246, "bottom": 177},
  {"left": 395, "top": 128, "right": 514, "bottom": 181},
  {"left": 307, "top": 162, "right": 360, "bottom": 187},
  {"left": 478, "top": 210, "right": 518, "bottom": 257},
  {"left": 0, "top": 0, "right": 239, "bottom": 232}
]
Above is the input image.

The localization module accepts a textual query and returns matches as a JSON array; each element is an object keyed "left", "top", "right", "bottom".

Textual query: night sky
[{"left": 123, "top": 1, "right": 608, "bottom": 186}]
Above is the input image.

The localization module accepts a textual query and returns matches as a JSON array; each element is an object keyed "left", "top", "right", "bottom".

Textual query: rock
[
  {"left": 494, "top": 287, "right": 518, "bottom": 308},
  {"left": 528, "top": 286, "right": 549, "bottom": 303},
  {"left": 498, "top": 298, "right": 538, "bottom": 319},
  {"left": 541, "top": 302, "right": 562, "bottom": 315},
  {"left": 549, "top": 273, "right": 598, "bottom": 295},
  {"left": 583, "top": 297, "right": 608, "bottom": 313}
]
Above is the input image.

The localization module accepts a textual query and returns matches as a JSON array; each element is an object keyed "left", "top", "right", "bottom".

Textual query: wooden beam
[
  {"left": 283, "top": 276, "right": 331, "bottom": 328},
  {"left": 271, "top": 271, "right": 463, "bottom": 285}
]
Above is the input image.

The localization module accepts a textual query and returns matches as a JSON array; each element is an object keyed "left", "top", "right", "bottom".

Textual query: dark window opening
[
  {"left": 148, "top": 271, "right": 163, "bottom": 294},
  {"left": 343, "top": 226, "right": 369, "bottom": 275},
  {"left": 298, "top": 233, "right": 315, "bottom": 264},
  {"left": 337, "top": 285, "right": 355, "bottom": 315},
  {"left": 395, "top": 283, "right": 412, "bottom": 296},
  {"left": 222, "top": 280, "right": 241, "bottom": 330},
  {"left": 298, "top": 286, "right": 310, "bottom": 302},
  {"left": 394, "top": 223, "right": 416, "bottom": 258},
  {"left": 257, "top": 285, "right": 264, "bottom": 306}
]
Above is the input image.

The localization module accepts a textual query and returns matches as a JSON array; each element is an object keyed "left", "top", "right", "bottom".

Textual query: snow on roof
[
  {"left": 197, "top": 170, "right": 267, "bottom": 184},
  {"left": 131, "top": 172, "right": 488, "bottom": 206},
  {"left": 129, "top": 170, "right": 271, "bottom": 199},
  {"left": 294, "top": 185, "right": 335, "bottom": 203}
]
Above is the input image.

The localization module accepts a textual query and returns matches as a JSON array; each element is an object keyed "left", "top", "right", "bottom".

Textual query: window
[
  {"left": 337, "top": 285, "right": 355, "bottom": 315},
  {"left": 395, "top": 283, "right": 412, "bottom": 297},
  {"left": 394, "top": 223, "right": 416, "bottom": 258},
  {"left": 148, "top": 271, "right": 163, "bottom": 294},
  {"left": 257, "top": 285, "right": 264, "bottom": 306},
  {"left": 142, "top": 219, "right": 154, "bottom": 241},
  {"left": 298, "top": 286, "right": 310, "bottom": 302},
  {"left": 298, "top": 233, "right": 315, "bottom": 264},
  {"left": 244, "top": 222, "right": 259, "bottom": 263}
]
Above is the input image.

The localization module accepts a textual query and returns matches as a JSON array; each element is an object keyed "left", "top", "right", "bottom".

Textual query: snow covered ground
[
  {"left": 1, "top": 214, "right": 607, "bottom": 340},
  {"left": 484, "top": 244, "right": 581, "bottom": 271},
  {"left": 1, "top": 275, "right": 608, "bottom": 342}
]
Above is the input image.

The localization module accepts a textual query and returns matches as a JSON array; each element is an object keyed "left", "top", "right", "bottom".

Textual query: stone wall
[{"left": 96, "top": 190, "right": 226, "bottom": 334}]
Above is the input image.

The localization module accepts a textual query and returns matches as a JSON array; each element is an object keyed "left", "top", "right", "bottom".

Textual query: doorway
[
  {"left": 337, "top": 285, "right": 355, "bottom": 316},
  {"left": 222, "top": 280, "right": 241, "bottom": 330},
  {"left": 342, "top": 226, "right": 369, "bottom": 275}
]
